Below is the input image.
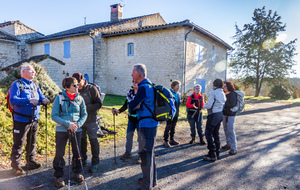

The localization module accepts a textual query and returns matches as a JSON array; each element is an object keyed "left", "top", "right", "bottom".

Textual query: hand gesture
[
  {"left": 193, "top": 103, "right": 198, "bottom": 109},
  {"left": 42, "top": 98, "right": 50, "bottom": 105},
  {"left": 30, "top": 98, "right": 39, "bottom": 106},
  {"left": 112, "top": 108, "right": 119, "bottom": 115}
]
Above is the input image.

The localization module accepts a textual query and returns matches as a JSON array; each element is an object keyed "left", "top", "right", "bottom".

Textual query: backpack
[
  {"left": 87, "top": 82, "right": 105, "bottom": 103},
  {"left": 230, "top": 90, "right": 245, "bottom": 113},
  {"left": 6, "top": 80, "right": 37, "bottom": 115},
  {"left": 58, "top": 92, "right": 83, "bottom": 112},
  {"left": 143, "top": 83, "right": 176, "bottom": 121}
]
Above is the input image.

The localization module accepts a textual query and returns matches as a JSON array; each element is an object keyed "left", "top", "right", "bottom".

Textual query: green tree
[{"left": 230, "top": 7, "right": 297, "bottom": 97}]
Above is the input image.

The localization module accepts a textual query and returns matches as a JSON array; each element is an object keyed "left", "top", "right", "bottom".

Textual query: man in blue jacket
[
  {"left": 9, "top": 63, "right": 50, "bottom": 175},
  {"left": 129, "top": 64, "right": 159, "bottom": 190}
]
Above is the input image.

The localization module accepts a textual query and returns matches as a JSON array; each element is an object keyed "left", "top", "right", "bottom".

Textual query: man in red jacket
[{"left": 186, "top": 84, "right": 206, "bottom": 145}]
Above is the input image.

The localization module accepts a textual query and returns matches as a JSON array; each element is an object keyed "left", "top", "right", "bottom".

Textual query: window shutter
[
  {"left": 64, "top": 41, "right": 70, "bottom": 58},
  {"left": 44, "top": 43, "right": 50, "bottom": 55}
]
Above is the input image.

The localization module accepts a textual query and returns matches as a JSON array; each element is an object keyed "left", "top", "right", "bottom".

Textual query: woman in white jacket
[{"left": 202, "top": 79, "right": 226, "bottom": 161}]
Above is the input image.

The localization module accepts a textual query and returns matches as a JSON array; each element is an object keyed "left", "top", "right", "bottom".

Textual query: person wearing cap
[
  {"left": 202, "top": 78, "right": 226, "bottom": 162},
  {"left": 72, "top": 72, "right": 102, "bottom": 173}
]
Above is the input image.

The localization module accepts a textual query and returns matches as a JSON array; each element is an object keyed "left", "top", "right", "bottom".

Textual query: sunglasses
[{"left": 73, "top": 84, "right": 79, "bottom": 88}]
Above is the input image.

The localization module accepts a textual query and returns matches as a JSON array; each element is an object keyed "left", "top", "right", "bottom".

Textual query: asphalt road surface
[{"left": 0, "top": 100, "right": 299, "bottom": 190}]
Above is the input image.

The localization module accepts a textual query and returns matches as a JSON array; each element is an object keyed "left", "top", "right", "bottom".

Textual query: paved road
[{"left": 0, "top": 101, "right": 299, "bottom": 190}]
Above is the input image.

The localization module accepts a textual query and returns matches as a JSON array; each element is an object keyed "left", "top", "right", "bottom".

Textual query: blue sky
[{"left": 1, "top": 0, "right": 299, "bottom": 77}]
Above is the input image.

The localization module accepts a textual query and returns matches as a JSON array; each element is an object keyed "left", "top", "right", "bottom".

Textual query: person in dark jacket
[
  {"left": 51, "top": 77, "right": 87, "bottom": 187},
  {"left": 72, "top": 72, "right": 102, "bottom": 173},
  {"left": 163, "top": 80, "right": 181, "bottom": 148},
  {"left": 9, "top": 63, "right": 50, "bottom": 176},
  {"left": 186, "top": 84, "right": 206, "bottom": 145},
  {"left": 222, "top": 81, "right": 238, "bottom": 155},
  {"left": 112, "top": 81, "right": 139, "bottom": 161}
]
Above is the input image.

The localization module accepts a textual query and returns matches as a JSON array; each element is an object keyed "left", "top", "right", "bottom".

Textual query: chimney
[{"left": 110, "top": 4, "right": 123, "bottom": 22}]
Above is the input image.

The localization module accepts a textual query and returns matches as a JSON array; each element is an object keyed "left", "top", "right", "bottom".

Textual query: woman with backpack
[
  {"left": 163, "top": 80, "right": 181, "bottom": 148},
  {"left": 222, "top": 81, "right": 238, "bottom": 155},
  {"left": 51, "top": 77, "right": 87, "bottom": 188}
]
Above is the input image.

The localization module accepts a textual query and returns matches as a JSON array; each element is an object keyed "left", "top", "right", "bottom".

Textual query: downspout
[
  {"left": 225, "top": 52, "right": 228, "bottom": 81},
  {"left": 183, "top": 26, "right": 194, "bottom": 94},
  {"left": 89, "top": 32, "right": 95, "bottom": 83}
]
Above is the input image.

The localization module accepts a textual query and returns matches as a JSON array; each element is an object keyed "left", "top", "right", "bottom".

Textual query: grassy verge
[{"left": 245, "top": 96, "right": 300, "bottom": 104}]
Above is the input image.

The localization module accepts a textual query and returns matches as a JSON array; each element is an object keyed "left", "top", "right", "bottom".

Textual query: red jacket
[{"left": 186, "top": 92, "right": 204, "bottom": 109}]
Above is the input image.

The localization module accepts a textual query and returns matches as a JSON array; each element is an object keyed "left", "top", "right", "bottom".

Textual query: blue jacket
[
  {"left": 51, "top": 90, "right": 87, "bottom": 132},
  {"left": 170, "top": 89, "right": 180, "bottom": 117},
  {"left": 129, "top": 78, "right": 159, "bottom": 128},
  {"left": 9, "top": 78, "right": 46, "bottom": 122}
]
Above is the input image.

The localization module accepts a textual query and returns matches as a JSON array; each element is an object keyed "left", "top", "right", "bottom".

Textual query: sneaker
[
  {"left": 26, "top": 161, "right": 41, "bottom": 169},
  {"left": 200, "top": 137, "right": 206, "bottom": 145},
  {"left": 169, "top": 139, "right": 179, "bottom": 146},
  {"left": 74, "top": 173, "right": 84, "bottom": 183},
  {"left": 229, "top": 149, "right": 237, "bottom": 155},
  {"left": 189, "top": 138, "right": 195, "bottom": 144},
  {"left": 55, "top": 177, "right": 65, "bottom": 188},
  {"left": 12, "top": 166, "right": 25, "bottom": 176},
  {"left": 163, "top": 141, "right": 171, "bottom": 148},
  {"left": 222, "top": 144, "right": 231, "bottom": 150},
  {"left": 203, "top": 155, "right": 217, "bottom": 162},
  {"left": 120, "top": 152, "right": 131, "bottom": 161},
  {"left": 89, "top": 164, "right": 99, "bottom": 173}
]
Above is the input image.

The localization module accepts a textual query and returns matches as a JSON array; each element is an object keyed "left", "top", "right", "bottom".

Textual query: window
[
  {"left": 212, "top": 45, "right": 215, "bottom": 64},
  {"left": 63, "top": 41, "right": 70, "bottom": 58},
  {"left": 128, "top": 43, "right": 134, "bottom": 56},
  {"left": 195, "top": 42, "right": 204, "bottom": 63},
  {"left": 44, "top": 43, "right": 50, "bottom": 55}
]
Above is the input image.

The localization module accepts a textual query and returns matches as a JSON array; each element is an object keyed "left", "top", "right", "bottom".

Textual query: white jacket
[{"left": 203, "top": 88, "right": 226, "bottom": 114}]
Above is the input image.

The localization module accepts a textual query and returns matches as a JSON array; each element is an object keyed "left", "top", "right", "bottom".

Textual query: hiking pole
[
  {"left": 72, "top": 131, "right": 88, "bottom": 190},
  {"left": 27, "top": 105, "right": 36, "bottom": 176},
  {"left": 68, "top": 130, "right": 71, "bottom": 190},
  {"left": 113, "top": 112, "right": 117, "bottom": 164},
  {"left": 45, "top": 104, "right": 48, "bottom": 168}
]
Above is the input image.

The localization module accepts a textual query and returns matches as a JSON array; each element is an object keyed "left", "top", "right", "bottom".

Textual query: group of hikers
[{"left": 8, "top": 63, "right": 239, "bottom": 190}]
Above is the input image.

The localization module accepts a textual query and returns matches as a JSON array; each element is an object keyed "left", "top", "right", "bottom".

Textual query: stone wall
[
  {"left": 0, "top": 41, "right": 19, "bottom": 78},
  {"left": 31, "top": 35, "right": 93, "bottom": 87},
  {"left": 39, "top": 59, "right": 65, "bottom": 89},
  {"left": 185, "top": 30, "right": 227, "bottom": 95}
]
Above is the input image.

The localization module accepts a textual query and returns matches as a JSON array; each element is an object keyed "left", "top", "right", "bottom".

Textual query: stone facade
[
  {"left": 31, "top": 35, "right": 93, "bottom": 85},
  {"left": 38, "top": 58, "right": 65, "bottom": 88},
  {"left": 0, "top": 41, "right": 19, "bottom": 78}
]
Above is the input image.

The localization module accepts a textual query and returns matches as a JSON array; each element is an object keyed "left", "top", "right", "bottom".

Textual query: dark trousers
[
  {"left": 11, "top": 120, "right": 38, "bottom": 168},
  {"left": 139, "top": 127, "right": 157, "bottom": 190},
  {"left": 81, "top": 122, "right": 99, "bottom": 165},
  {"left": 163, "top": 117, "right": 178, "bottom": 142},
  {"left": 205, "top": 112, "right": 223, "bottom": 158},
  {"left": 187, "top": 112, "right": 203, "bottom": 138},
  {"left": 53, "top": 131, "right": 82, "bottom": 178}
]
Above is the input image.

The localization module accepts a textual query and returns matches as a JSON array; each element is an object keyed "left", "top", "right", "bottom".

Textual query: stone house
[{"left": 1, "top": 4, "right": 232, "bottom": 95}]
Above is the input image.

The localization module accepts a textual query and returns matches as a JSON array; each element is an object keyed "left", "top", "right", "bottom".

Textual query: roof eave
[{"left": 28, "top": 32, "right": 89, "bottom": 43}]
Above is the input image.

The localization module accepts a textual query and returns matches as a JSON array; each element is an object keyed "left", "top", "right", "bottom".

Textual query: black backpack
[
  {"left": 143, "top": 83, "right": 175, "bottom": 121},
  {"left": 87, "top": 82, "right": 105, "bottom": 103}
]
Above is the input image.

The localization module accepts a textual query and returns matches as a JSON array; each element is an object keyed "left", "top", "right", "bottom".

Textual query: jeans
[
  {"left": 126, "top": 120, "right": 139, "bottom": 154},
  {"left": 53, "top": 131, "right": 82, "bottom": 178},
  {"left": 81, "top": 122, "right": 99, "bottom": 165},
  {"left": 223, "top": 115, "right": 237, "bottom": 150},
  {"left": 187, "top": 112, "right": 203, "bottom": 138},
  {"left": 11, "top": 120, "right": 38, "bottom": 168},
  {"left": 139, "top": 127, "right": 157, "bottom": 190},
  {"left": 205, "top": 112, "right": 223, "bottom": 157},
  {"left": 163, "top": 117, "right": 178, "bottom": 142}
]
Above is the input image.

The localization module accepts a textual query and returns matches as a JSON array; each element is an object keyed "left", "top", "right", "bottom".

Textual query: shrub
[
  {"left": 268, "top": 85, "right": 291, "bottom": 100},
  {"left": 0, "top": 61, "right": 61, "bottom": 102}
]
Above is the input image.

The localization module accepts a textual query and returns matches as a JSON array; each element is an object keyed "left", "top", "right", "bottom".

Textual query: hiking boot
[
  {"left": 74, "top": 173, "right": 84, "bottom": 183},
  {"left": 163, "top": 141, "right": 171, "bottom": 148},
  {"left": 89, "top": 164, "right": 99, "bottom": 173},
  {"left": 203, "top": 155, "right": 217, "bottom": 162},
  {"left": 222, "top": 144, "right": 231, "bottom": 150},
  {"left": 138, "top": 178, "right": 157, "bottom": 187},
  {"left": 55, "top": 177, "right": 65, "bottom": 188},
  {"left": 12, "top": 166, "right": 25, "bottom": 176},
  {"left": 26, "top": 161, "right": 41, "bottom": 169},
  {"left": 169, "top": 139, "right": 179, "bottom": 146},
  {"left": 229, "top": 149, "right": 237, "bottom": 155},
  {"left": 189, "top": 138, "right": 195, "bottom": 144},
  {"left": 120, "top": 152, "right": 131, "bottom": 161},
  {"left": 200, "top": 137, "right": 206, "bottom": 145}
]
